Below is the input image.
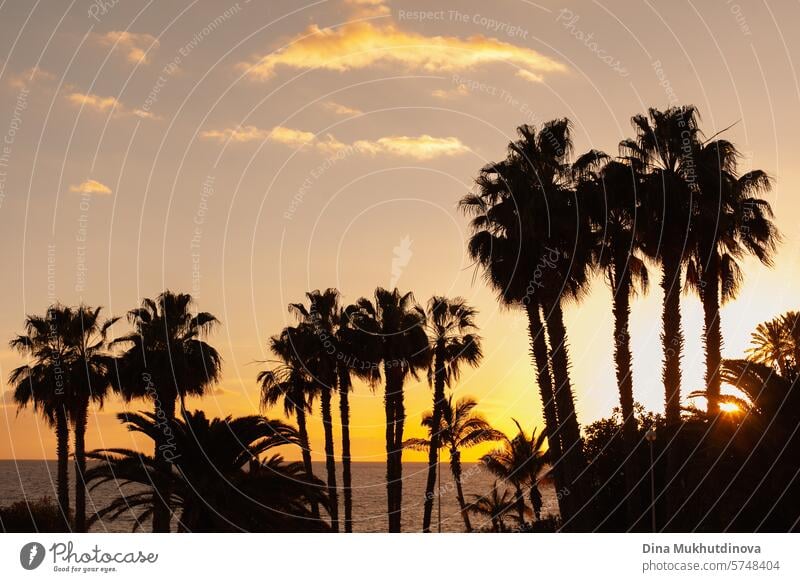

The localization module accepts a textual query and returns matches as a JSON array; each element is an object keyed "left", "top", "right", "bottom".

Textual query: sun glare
[{"left": 719, "top": 402, "right": 741, "bottom": 413}]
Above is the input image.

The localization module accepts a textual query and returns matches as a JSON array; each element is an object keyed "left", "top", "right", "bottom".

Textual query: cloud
[
  {"left": 65, "top": 91, "right": 157, "bottom": 119},
  {"left": 240, "top": 21, "right": 565, "bottom": 81},
  {"left": 69, "top": 179, "right": 112, "bottom": 196},
  {"left": 345, "top": 0, "right": 391, "bottom": 17},
  {"left": 516, "top": 69, "right": 544, "bottom": 83},
  {"left": 431, "top": 84, "right": 469, "bottom": 100},
  {"left": 7, "top": 66, "right": 56, "bottom": 89},
  {"left": 97, "top": 31, "right": 159, "bottom": 64},
  {"left": 201, "top": 124, "right": 470, "bottom": 159},
  {"left": 322, "top": 101, "right": 363, "bottom": 116}
]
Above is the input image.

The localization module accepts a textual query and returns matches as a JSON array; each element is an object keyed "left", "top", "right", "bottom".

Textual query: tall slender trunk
[
  {"left": 701, "top": 251, "right": 722, "bottom": 416},
  {"left": 422, "top": 343, "right": 446, "bottom": 532},
  {"left": 54, "top": 404, "right": 71, "bottom": 529},
  {"left": 544, "top": 299, "right": 585, "bottom": 528},
  {"left": 661, "top": 252, "right": 684, "bottom": 425},
  {"left": 529, "top": 485, "right": 543, "bottom": 521},
  {"left": 524, "top": 301, "right": 566, "bottom": 519},
  {"left": 611, "top": 259, "right": 639, "bottom": 528},
  {"left": 73, "top": 402, "right": 89, "bottom": 532},
  {"left": 152, "top": 394, "right": 175, "bottom": 533},
  {"left": 338, "top": 366, "right": 353, "bottom": 532},
  {"left": 514, "top": 483, "right": 526, "bottom": 525},
  {"left": 384, "top": 362, "right": 399, "bottom": 532},
  {"left": 392, "top": 370, "right": 406, "bottom": 532},
  {"left": 319, "top": 389, "right": 339, "bottom": 532},
  {"left": 295, "top": 405, "right": 320, "bottom": 519},
  {"left": 450, "top": 449, "right": 472, "bottom": 532}
]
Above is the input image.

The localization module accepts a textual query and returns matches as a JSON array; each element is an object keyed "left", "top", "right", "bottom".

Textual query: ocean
[{"left": 0, "top": 460, "right": 559, "bottom": 533}]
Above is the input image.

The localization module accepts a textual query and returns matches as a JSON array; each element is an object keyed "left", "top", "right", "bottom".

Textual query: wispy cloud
[
  {"left": 432, "top": 84, "right": 469, "bottom": 100},
  {"left": 239, "top": 21, "right": 566, "bottom": 82},
  {"left": 65, "top": 91, "right": 157, "bottom": 119},
  {"left": 322, "top": 101, "right": 363, "bottom": 116},
  {"left": 7, "top": 66, "right": 56, "bottom": 89},
  {"left": 201, "top": 124, "right": 470, "bottom": 159},
  {"left": 69, "top": 179, "right": 112, "bottom": 196},
  {"left": 345, "top": 0, "right": 391, "bottom": 17},
  {"left": 97, "top": 31, "right": 160, "bottom": 64}
]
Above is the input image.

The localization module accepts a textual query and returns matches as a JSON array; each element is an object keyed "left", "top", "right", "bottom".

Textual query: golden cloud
[
  {"left": 240, "top": 21, "right": 565, "bottom": 81},
  {"left": 66, "top": 91, "right": 157, "bottom": 119},
  {"left": 7, "top": 66, "right": 56, "bottom": 89},
  {"left": 201, "top": 123, "right": 469, "bottom": 159},
  {"left": 431, "top": 84, "right": 470, "bottom": 100},
  {"left": 69, "top": 179, "right": 112, "bottom": 195},
  {"left": 323, "top": 101, "right": 363, "bottom": 116},
  {"left": 344, "top": 0, "right": 390, "bottom": 17},
  {"left": 97, "top": 31, "right": 160, "bottom": 64}
]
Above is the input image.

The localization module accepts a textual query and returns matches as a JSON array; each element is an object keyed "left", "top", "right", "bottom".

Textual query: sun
[{"left": 719, "top": 401, "right": 741, "bottom": 413}]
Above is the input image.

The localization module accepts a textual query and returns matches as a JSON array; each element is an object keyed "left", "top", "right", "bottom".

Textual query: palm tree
[
  {"left": 258, "top": 327, "right": 322, "bottom": 520},
  {"left": 576, "top": 152, "right": 649, "bottom": 523},
  {"left": 460, "top": 120, "right": 591, "bottom": 524},
  {"left": 688, "top": 139, "right": 779, "bottom": 415},
  {"left": 420, "top": 296, "right": 482, "bottom": 532},
  {"left": 9, "top": 306, "right": 75, "bottom": 525},
  {"left": 482, "top": 421, "right": 549, "bottom": 523},
  {"left": 405, "top": 395, "right": 502, "bottom": 532},
  {"left": 746, "top": 313, "right": 795, "bottom": 377},
  {"left": 112, "top": 291, "right": 221, "bottom": 532},
  {"left": 86, "top": 410, "right": 328, "bottom": 531},
  {"left": 350, "top": 288, "right": 429, "bottom": 532},
  {"left": 287, "top": 289, "right": 342, "bottom": 531},
  {"left": 468, "top": 481, "right": 525, "bottom": 532},
  {"left": 621, "top": 106, "right": 699, "bottom": 425}
]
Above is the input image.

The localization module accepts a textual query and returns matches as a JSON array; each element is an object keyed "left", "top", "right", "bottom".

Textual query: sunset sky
[{"left": 1, "top": 0, "right": 799, "bottom": 463}]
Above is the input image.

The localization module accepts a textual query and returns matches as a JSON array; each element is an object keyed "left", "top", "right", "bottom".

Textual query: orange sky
[{"left": 1, "top": 0, "right": 800, "bottom": 462}]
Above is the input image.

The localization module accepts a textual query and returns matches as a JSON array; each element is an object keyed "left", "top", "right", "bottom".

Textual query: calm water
[{"left": 0, "top": 460, "right": 558, "bottom": 532}]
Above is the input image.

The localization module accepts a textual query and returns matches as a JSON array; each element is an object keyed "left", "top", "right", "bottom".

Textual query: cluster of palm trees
[
  {"left": 7, "top": 103, "right": 789, "bottom": 533},
  {"left": 461, "top": 105, "right": 779, "bottom": 528}
]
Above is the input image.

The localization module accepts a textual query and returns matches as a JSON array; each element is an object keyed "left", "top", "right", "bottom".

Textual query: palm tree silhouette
[
  {"left": 405, "top": 395, "right": 502, "bottom": 532},
  {"left": 9, "top": 305, "right": 118, "bottom": 531},
  {"left": 419, "top": 296, "right": 482, "bottom": 532},
  {"left": 687, "top": 139, "right": 779, "bottom": 414},
  {"left": 621, "top": 107, "right": 699, "bottom": 425},
  {"left": 112, "top": 291, "right": 221, "bottom": 532},
  {"left": 482, "top": 421, "right": 549, "bottom": 523},
  {"left": 258, "top": 326, "right": 322, "bottom": 520},
  {"left": 86, "top": 410, "right": 327, "bottom": 531},
  {"left": 461, "top": 121, "right": 590, "bottom": 524},
  {"left": 350, "top": 288, "right": 429, "bottom": 532},
  {"left": 576, "top": 153, "right": 649, "bottom": 524},
  {"left": 287, "top": 289, "right": 342, "bottom": 531},
  {"left": 468, "top": 481, "right": 525, "bottom": 532}
]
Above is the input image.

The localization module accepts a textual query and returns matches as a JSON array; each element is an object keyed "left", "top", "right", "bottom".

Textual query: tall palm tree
[
  {"left": 287, "top": 289, "right": 342, "bottom": 531},
  {"left": 482, "top": 421, "right": 549, "bottom": 523},
  {"left": 468, "top": 481, "right": 525, "bottom": 532},
  {"left": 258, "top": 327, "right": 322, "bottom": 520},
  {"left": 576, "top": 152, "right": 649, "bottom": 523},
  {"left": 86, "top": 410, "right": 328, "bottom": 531},
  {"left": 420, "top": 296, "right": 482, "bottom": 532},
  {"left": 621, "top": 106, "right": 700, "bottom": 425},
  {"left": 405, "top": 395, "right": 502, "bottom": 532},
  {"left": 112, "top": 291, "right": 221, "bottom": 532},
  {"left": 350, "top": 288, "right": 429, "bottom": 532},
  {"left": 746, "top": 313, "right": 795, "bottom": 377},
  {"left": 9, "top": 305, "right": 75, "bottom": 525},
  {"left": 688, "top": 140, "right": 779, "bottom": 414},
  {"left": 460, "top": 120, "right": 591, "bottom": 524}
]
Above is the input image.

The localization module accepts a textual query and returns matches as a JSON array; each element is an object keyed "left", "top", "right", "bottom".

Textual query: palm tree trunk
[
  {"left": 514, "top": 483, "right": 526, "bottom": 524},
  {"left": 392, "top": 372, "right": 406, "bottom": 533},
  {"left": 661, "top": 252, "right": 684, "bottom": 425},
  {"left": 55, "top": 404, "right": 70, "bottom": 528},
  {"left": 338, "top": 366, "right": 353, "bottom": 532},
  {"left": 295, "top": 405, "right": 320, "bottom": 519},
  {"left": 611, "top": 260, "right": 639, "bottom": 528},
  {"left": 422, "top": 343, "right": 446, "bottom": 532},
  {"left": 319, "top": 388, "right": 340, "bottom": 532},
  {"left": 701, "top": 251, "right": 722, "bottom": 416},
  {"left": 384, "top": 363, "right": 399, "bottom": 532},
  {"left": 450, "top": 449, "right": 472, "bottom": 532},
  {"left": 524, "top": 301, "right": 566, "bottom": 514},
  {"left": 543, "top": 299, "right": 585, "bottom": 527},
  {"left": 73, "top": 402, "right": 89, "bottom": 532},
  {"left": 152, "top": 394, "right": 175, "bottom": 533}
]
